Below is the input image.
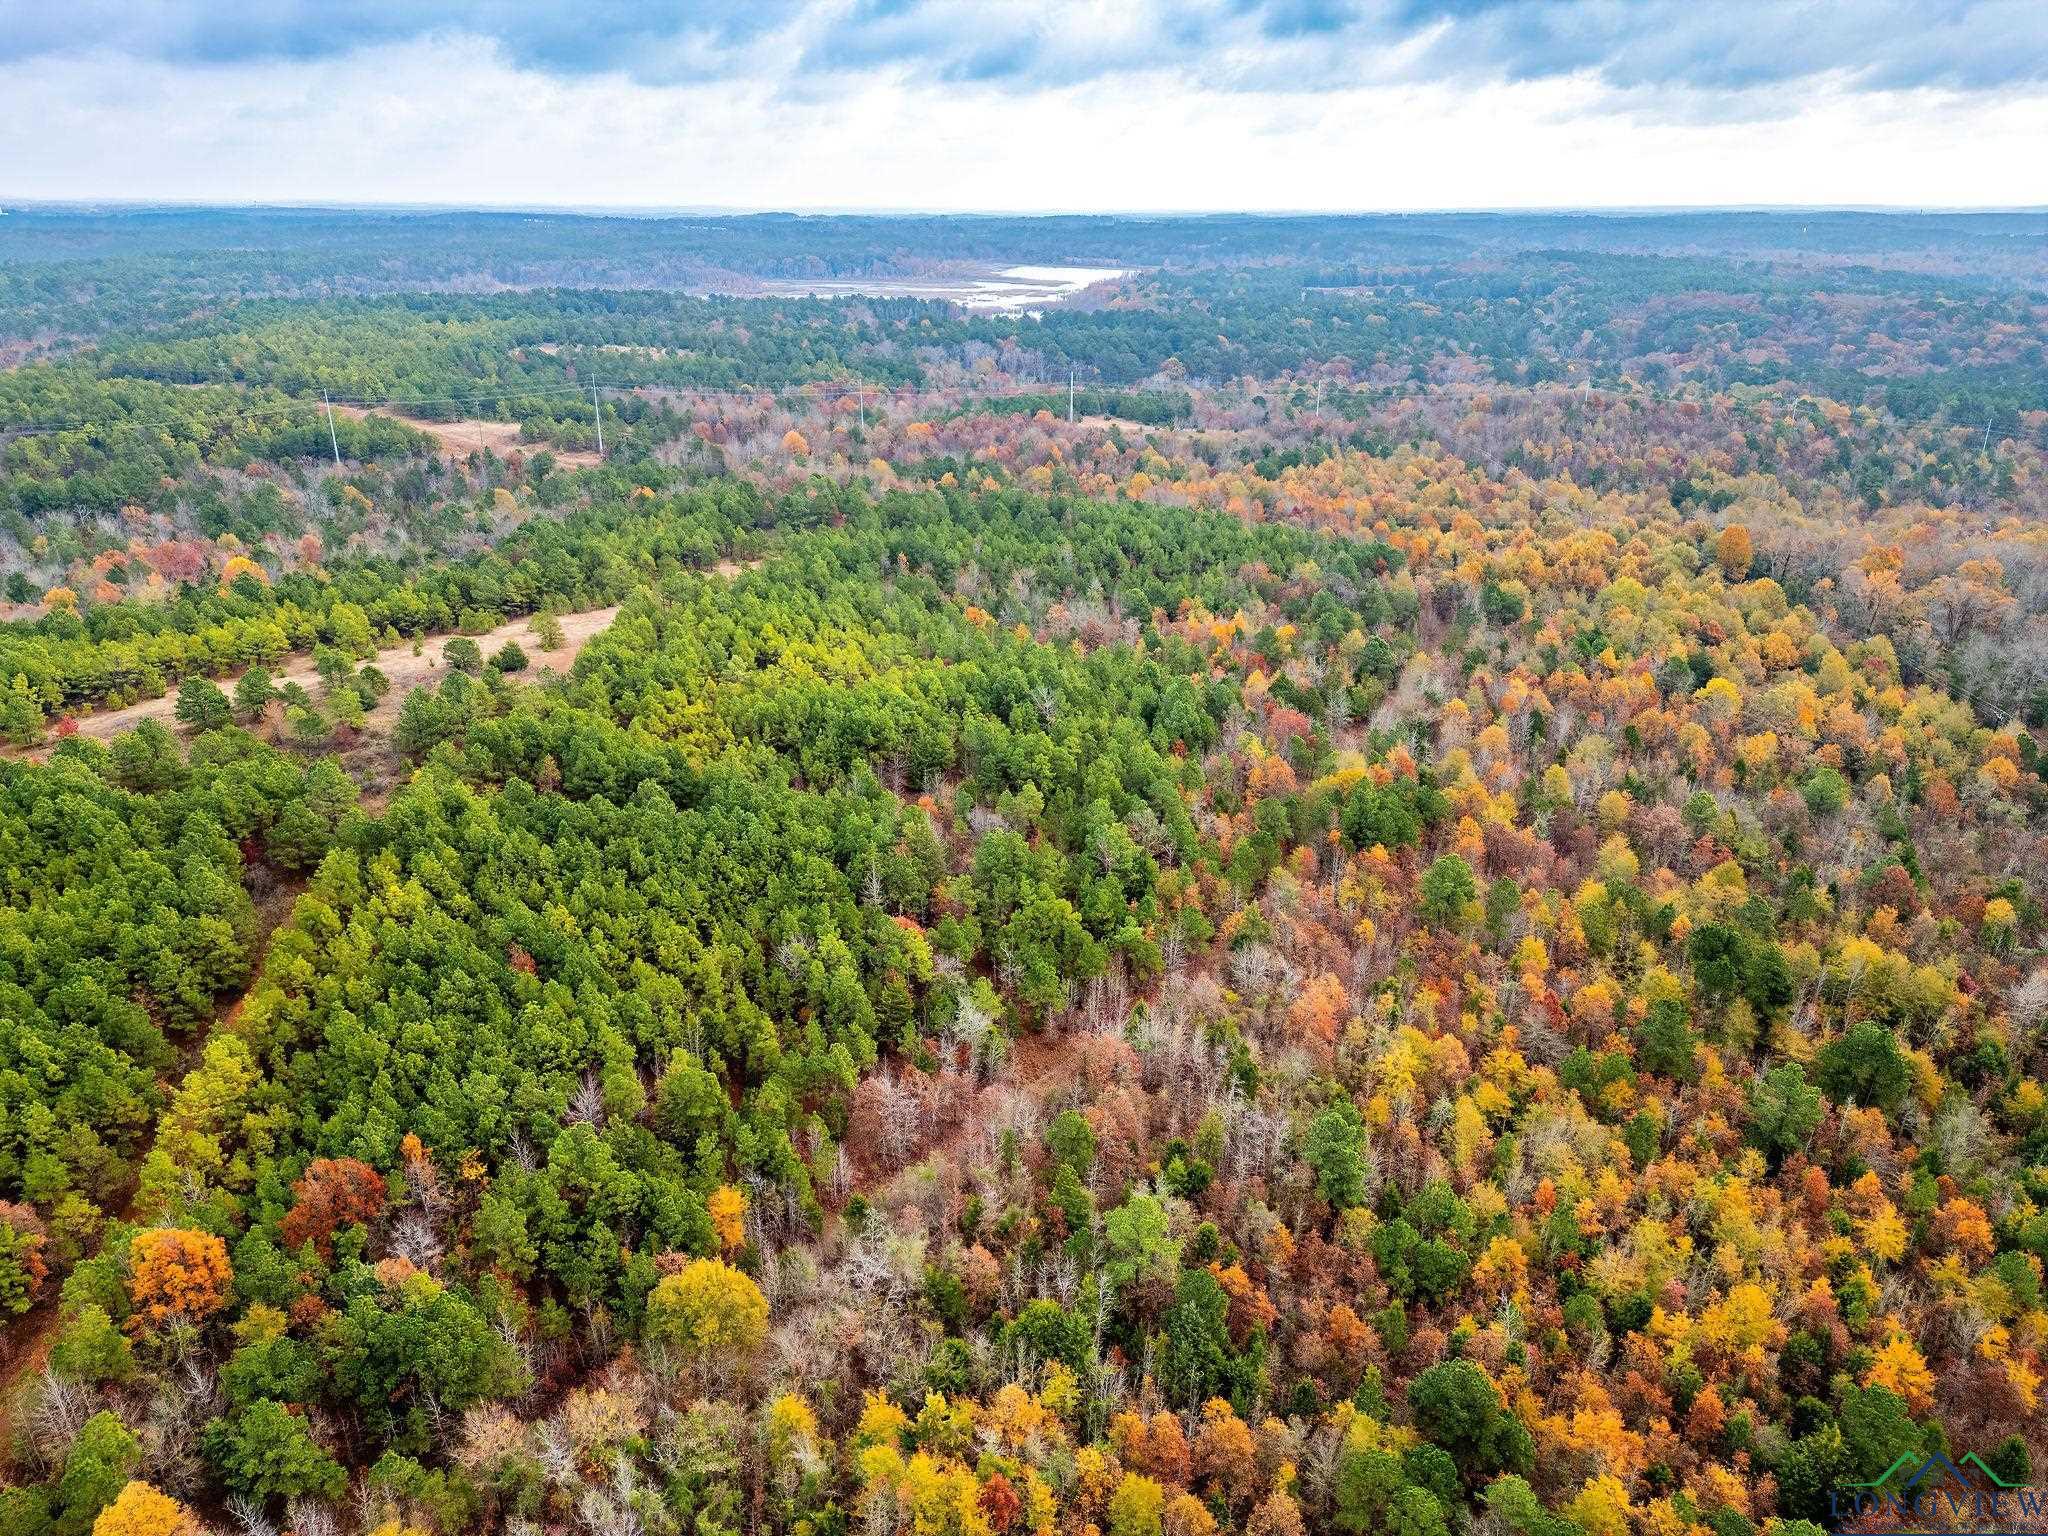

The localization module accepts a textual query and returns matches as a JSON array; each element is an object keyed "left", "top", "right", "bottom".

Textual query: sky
[{"left": 3, "top": 0, "right": 2046, "bottom": 211}]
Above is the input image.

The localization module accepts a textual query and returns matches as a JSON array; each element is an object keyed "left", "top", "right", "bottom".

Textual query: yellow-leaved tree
[
  {"left": 645, "top": 1257, "right": 769, "bottom": 1371},
  {"left": 91, "top": 1481, "right": 201, "bottom": 1536},
  {"left": 1865, "top": 1333, "right": 1935, "bottom": 1414},
  {"left": 708, "top": 1184, "right": 748, "bottom": 1251}
]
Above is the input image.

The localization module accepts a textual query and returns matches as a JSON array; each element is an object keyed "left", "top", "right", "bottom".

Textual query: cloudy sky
[{"left": 3, "top": 0, "right": 2045, "bottom": 211}]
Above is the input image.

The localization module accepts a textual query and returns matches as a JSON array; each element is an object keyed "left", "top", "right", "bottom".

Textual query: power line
[
  {"left": 0, "top": 382, "right": 602, "bottom": 437},
  {"left": 0, "top": 370, "right": 1538, "bottom": 447},
  {"left": 0, "top": 394, "right": 331, "bottom": 435},
  {"left": 0, "top": 376, "right": 1099, "bottom": 441},
  {"left": 322, "top": 390, "right": 341, "bottom": 469}
]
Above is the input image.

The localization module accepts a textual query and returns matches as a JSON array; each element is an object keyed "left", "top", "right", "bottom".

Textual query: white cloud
[{"left": 2, "top": 35, "right": 2044, "bottom": 210}]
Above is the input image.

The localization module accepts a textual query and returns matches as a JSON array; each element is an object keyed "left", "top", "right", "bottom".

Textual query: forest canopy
[{"left": 0, "top": 207, "right": 2041, "bottom": 1536}]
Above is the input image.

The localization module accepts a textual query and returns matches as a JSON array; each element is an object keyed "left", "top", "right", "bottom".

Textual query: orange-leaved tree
[
  {"left": 280, "top": 1157, "right": 388, "bottom": 1259},
  {"left": 127, "top": 1229, "right": 232, "bottom": 1335}
]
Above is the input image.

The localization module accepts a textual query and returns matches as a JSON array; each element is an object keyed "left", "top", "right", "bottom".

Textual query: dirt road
[
  {"left": 0, "top": 872, "right": 307, "bottom": 1466},
  {"left": 11, "top": 605, "right": 621, "bottom": 762}
]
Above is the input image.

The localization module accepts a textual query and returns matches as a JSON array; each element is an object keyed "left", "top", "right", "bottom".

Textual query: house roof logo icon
[{"left": 1847, "top": 1452, "right": 2019, "bottom": 1491}]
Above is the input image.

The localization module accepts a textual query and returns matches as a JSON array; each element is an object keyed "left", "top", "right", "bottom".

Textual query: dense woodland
[
  {"left": 0, "top": 210, "right": 2042, "bottom": 1536},
  {"left": 5, "top": 208, "right": 2042, "bottom": 342}
]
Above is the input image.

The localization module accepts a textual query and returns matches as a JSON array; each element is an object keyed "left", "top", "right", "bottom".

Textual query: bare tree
[{"left": 566, "top": 1071, "right": 607, "bottom": 1128}]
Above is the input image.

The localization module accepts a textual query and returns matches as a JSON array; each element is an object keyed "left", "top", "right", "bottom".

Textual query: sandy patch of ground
[
  {"left": 9, "top": 605, "right": 622, "bottom": 762},
  {"left": 337, "top": 404, "right": 603, "bottom": 467},
  {"left": 1077, "top": 412, "right": 1181, "bottom": 433}
]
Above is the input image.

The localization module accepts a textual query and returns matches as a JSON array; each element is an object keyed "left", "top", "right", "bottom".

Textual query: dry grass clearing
[
  {"left": 9, "top": 605, "right": 621, "bottom": 763},
  {"left": 338, "top": 405, "right": 603, "bottom": 467}
]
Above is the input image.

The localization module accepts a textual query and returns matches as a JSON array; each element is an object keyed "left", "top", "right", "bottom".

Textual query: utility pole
[
  {"left": 322, "top": 390, "right": 341, "bottom": 468},
  {"left": 1313, "top": 379, "right": 1323, "bottom": 427},
  {"left": 592, "top": 386, "right": 604, "bottom": 456},
  {"left": 858, "top": 379, "right": 867, "bottom": 433},
  {"left": 1068, "top": 368, "right": 1076, "bottom": 424},
  {"left": 1983, "top": 415, "right": 1994, "bottom": 455}
]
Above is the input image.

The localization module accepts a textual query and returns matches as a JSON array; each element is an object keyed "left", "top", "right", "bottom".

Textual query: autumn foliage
[
  {"left": 90, "top": 1481, "right": 202, "bottom": 1536},
  {"left": 280, "top": 1157, "right": 389, "bottom": 1258},
  {"left": 0, "top": 213, "right": 2045, "bottom": 1536},
  {"left": 126, "top": 1228, "right": 232, "bottom": 1334}
]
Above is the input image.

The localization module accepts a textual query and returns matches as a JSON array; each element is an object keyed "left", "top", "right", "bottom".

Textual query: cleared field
[
  {"left": 9, "top": 605, "right": 621, "bottom": 761},
  {"left": 337, "top": 404, "right": 603, "bottom": 466}
]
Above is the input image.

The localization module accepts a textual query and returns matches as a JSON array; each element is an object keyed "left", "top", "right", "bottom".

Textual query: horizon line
[{"left": 4, "top": 199, "right": 2047, "bottom": 221}]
